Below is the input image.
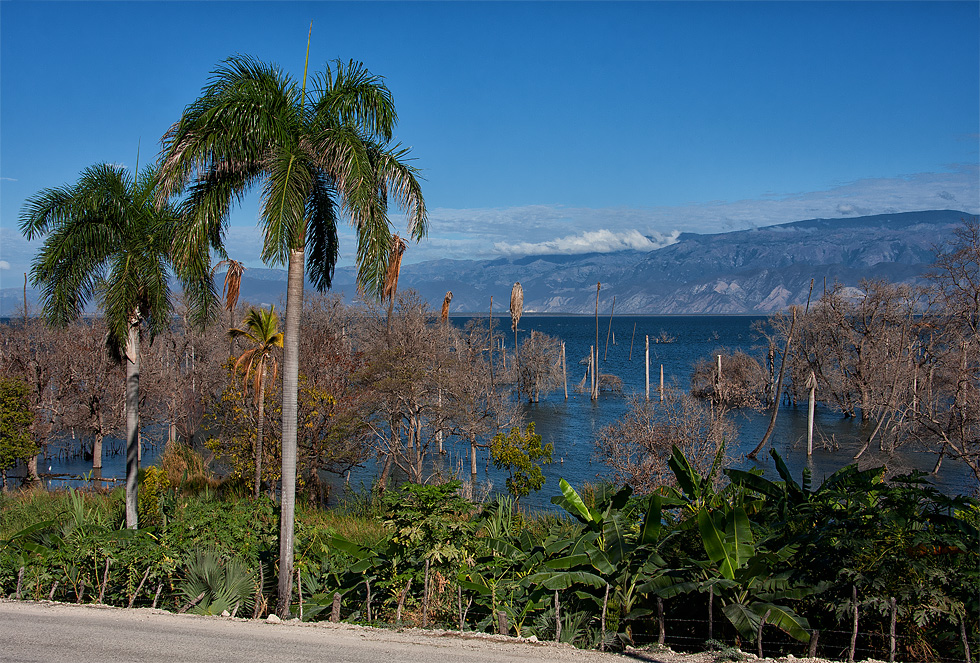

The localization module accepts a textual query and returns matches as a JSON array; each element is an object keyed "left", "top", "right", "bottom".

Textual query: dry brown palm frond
[
  {"left": 441, "top": 291, "right": 453, "bottom": 323},
  {"left": 382, "top": 235, "right": 408, "bottom": 303},
  {"left": 213, "top": 259, "right": 246, "bottom": 312},
  {"left": 510, "top": 282, "right": 523, "bottom": 332}
]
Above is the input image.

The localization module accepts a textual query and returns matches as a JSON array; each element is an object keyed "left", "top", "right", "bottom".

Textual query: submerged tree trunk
[
  {"left": 125, "top": 319, "right": 141, "bottom": 529},
  {"left": 92, "top": 434, "right": 103, "bottom": 471},
  {"left": 277, "top": 248, "right": 305, "bottom": 619}
]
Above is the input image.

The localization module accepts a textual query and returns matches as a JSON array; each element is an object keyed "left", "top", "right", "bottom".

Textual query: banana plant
[
  {"left": 669, "top": 500, "right": 814, "bottom": 643},
  {"left": 724, "top": 448, "right": 887, "bottom": 522},
  {"left": 538, "top": 479, "right": 671, "bottom": 645}
]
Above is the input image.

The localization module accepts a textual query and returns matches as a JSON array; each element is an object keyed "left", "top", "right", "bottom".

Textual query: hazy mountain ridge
[{"left": 3, "top": 210, "right": 973, "bottom": 316}]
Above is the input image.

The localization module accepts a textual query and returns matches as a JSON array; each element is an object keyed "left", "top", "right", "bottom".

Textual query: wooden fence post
[
  {"left": 889, "top": 596, "right": 897, "bottom": 662},
  {"left": 645, "top": 336, "right": 650, "bottom": 401},
  {"left": 708, "top": 585, "right": 714, "bottom": 641},
  {"left": 297, "top": 568, "right": 303, "bottom": 621},
  {"left": 458, "top": 586, "right": 463, "bottom": 632},
  {"left": 423, "top": 559, "right": 430, "bottom": 628},
  {"left": 366, "top": 579, "right": 372, "bottom": 622},
  {"left": 555, "top": 590, "right": 561, "bottom": 642},
  {"left": 331, "top": 593, "right": 341, "bottom": 623},
  {"left": 961, "top": 616, "right": 972, "bottom": 663},
  {"left": 657, "top": 597, "right": 665, "bottom": 646},
  {"left": 849, "top": 585, "right": 859, "bottom": 663},
  {"left": 601, "top": 584, "right": 609, "bottom": 651},
  {"left": 757, "top": 608, "right": 771, "bottom": 659},
  {"left": 497, "top": 610, "right": 509, "bottom": 636},
  {"left": 396, "top": 578, "right": 412, "bottom": 624},
  {"left": 808, "top": 630, "right": 820, "bottom": 658}
]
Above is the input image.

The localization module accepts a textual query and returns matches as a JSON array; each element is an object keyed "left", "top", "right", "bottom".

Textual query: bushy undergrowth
[{"left": 2, "top": 446, "right": 977, "bottom": 663}]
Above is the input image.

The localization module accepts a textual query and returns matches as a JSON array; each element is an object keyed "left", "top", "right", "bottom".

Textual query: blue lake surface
[{"left": 22, "top": 314, "right": 976, "bottom": 508}]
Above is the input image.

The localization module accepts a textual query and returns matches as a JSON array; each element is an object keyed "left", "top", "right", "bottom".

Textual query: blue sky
[{"left": 2, "top": 1, "right": 978, "bottom": 284}]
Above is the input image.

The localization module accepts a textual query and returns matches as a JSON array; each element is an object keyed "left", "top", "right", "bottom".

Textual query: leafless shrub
[
  {"left": 690, "top": 349, "right": 768, "bottom": 409},
  {"left": 594, "top": 391, "right": 736, "bottom": 495}
]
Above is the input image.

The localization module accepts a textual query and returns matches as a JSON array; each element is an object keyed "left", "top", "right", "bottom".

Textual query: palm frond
[
  {"left": 305, "top": 172, "right": 340, "bottom": 292},
  {"left": 311, "top": 59, "right": 396, "bottom": 142}
]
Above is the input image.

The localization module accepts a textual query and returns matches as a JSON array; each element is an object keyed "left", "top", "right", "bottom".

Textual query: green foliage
[
  {"left": 177, "top": 548, "right": 257, "bottom": 616},
  {"left": 0, "top": 446, "right": 976, "bottom": 659},
  {"left": 489, "top": 423, "right": 553, "bottom": 500},
  {"left": 380, "top": 480, "right": 475, "bottom": 568},
  {"left": 0, "top": 378, "right": 38, "bottom": 474},
  {"left": 137, "top": 466, "right": 170, "bottom": 529}
]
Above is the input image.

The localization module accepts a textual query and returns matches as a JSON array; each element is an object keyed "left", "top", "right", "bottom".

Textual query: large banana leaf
[
  {"left": 543, "top": 553, "right": 591, "bottom": 570},
  {"left": 720, "top": 601, "right": 811, "bottom": 643},
  {"left": 724, "top": 468, "right": 785, "bottom": 501},
  {"left": 639, "top": 493, "right": 662, "bottom": 545},
  {"left": 485, "top": 537, "right": 523, "bottom": 559},
  {"left": 668, "top": 445, "right": 700, "bottom": 498},
  {"left": 726, "top": 506, "right": 755, "bottom": 567},
  {"left": 752, "top": 602, "right": 811, "bottom": 642},
  {"left": 698, "top": 509, "right": 735, "bottom": 579},
  {"left": 552, "top": 478, "right": 595, "bottom": 523},
  {"left": 601, "top": 513, "right": 629, "bottom": 566},
  {"left": 524, "top": 569, "right": 605, "bottom": 590}
]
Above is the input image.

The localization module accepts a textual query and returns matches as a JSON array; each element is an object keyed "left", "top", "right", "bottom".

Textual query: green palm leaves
[
  {"left": 157, "top": 55, "right": 426, "bottom": 296},
  {"left": 178, "top": 549, "right": 257, "bottom": 616},
  {"left": 20, "top": 164, "right": 210, "bottom": 351},
  {"left": 19, "top": 163, "right": 214, "bottom": 529},
  {"left": 229, "top": 306, "right": 284, "bottom": 402}
]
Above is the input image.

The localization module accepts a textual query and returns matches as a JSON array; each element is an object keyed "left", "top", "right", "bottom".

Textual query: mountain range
[{"left": 3, "top": 209, "right": 974, "bottom": 317}]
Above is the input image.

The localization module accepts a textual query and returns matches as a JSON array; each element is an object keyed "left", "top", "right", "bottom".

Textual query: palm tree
[
  {"left": 19, "top": 163, "right": 213, "bottom": 528},
  {"left": 156, "top": 52, "right": 426, "bottom": 617},
  {"left": 229, "top": 306, "right": 283, "bottom": 498}
]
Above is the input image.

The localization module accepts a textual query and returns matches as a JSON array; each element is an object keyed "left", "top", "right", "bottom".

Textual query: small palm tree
[
  {"left": 20, "top": 163, "right": 213, "bottom": 528},
  {"left": 229, "top": 306, "right": 283, "bottom": 497}
]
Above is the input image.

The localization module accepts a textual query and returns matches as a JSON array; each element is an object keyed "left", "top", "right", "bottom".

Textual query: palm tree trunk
[
  {"left": 254, "top": 366, "right": 266, "bottom": 498},
  {"left": 277, "top": 248, "right": 304, "bottom": 618},
  {"left": 125, "top": 319, "right": 141, "bottom": 529}
]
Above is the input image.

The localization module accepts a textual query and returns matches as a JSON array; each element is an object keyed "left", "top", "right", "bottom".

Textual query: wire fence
[{"left": 299, "top": 579, "right": 977, "bottom": 663}]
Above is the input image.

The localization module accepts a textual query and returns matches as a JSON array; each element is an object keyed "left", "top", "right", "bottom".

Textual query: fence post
[
  {"left": 366, "top": 579, "right": 372, "bottom": 622},
  {"left": 601, "top": 584, "right": 609, "bottom": 651},
  {"left": 657, "top": 597, "right": 665, "bottom": 646},
  {"left": 808, "top": 630, "right": 819, "bottom": 658},
  {"left": 297, "top": 568, "right": 303, "bottom": 621},
  {"left": 497, "top": 610, "right": 509, "bottom": 636},
  {"left": 396, "top": 578, "right": 412, "bottom": 624},
  {"left": 708, "top": 585, "right": 714, "bottom": 641},
  {"left": 555, "top": 590, "right": 561, "bottom": 642},
  {"left": 645, "top": 336, "right": 650, "bottom": 401},
  {"left": 331, "top": 593, "right": 341, "bottom": 623},
  {"left": 889, "top": 596, "right": 897, "bottom": 663},
  {"left": 458, "top": 586, "right": 463, "bottom": 632},
  {"left": 757, "top": 608, "right": 770, "bottom": 659},
  {"left": 961, "top": 617, "right": 972, "bottom": 663},
  {"left": 849, "top": 585, "right": 859, "bottom": 663},
  {"left": 423, "top": 559, "right": 430, "bottom": 628}
]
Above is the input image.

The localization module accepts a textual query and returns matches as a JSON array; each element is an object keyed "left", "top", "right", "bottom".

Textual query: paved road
[{"left": 0, "top": 600, "right": 624, "bottom": 663}]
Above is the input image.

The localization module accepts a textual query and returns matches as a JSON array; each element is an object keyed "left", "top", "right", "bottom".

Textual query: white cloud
[
  {"left": 495, "top": 229, "right": 681, "bottom": 256},
  {"left": 408, "top": 165, "right": 979, "bottom": 262},
  {"left": 0, "top": 261, "right": 10, "bottom": 270}
]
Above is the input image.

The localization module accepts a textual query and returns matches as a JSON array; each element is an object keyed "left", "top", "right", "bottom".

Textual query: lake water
[{"left": 18, "top": 315, "right": 976, "bottom": 507}]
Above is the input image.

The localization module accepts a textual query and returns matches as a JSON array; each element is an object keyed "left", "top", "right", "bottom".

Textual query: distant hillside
[
  {"left": 354, "top": 209, "right": 974, "bottom": 314},
  {"left": 3, "top": 210, "right": 974, "bottom": 316}
]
